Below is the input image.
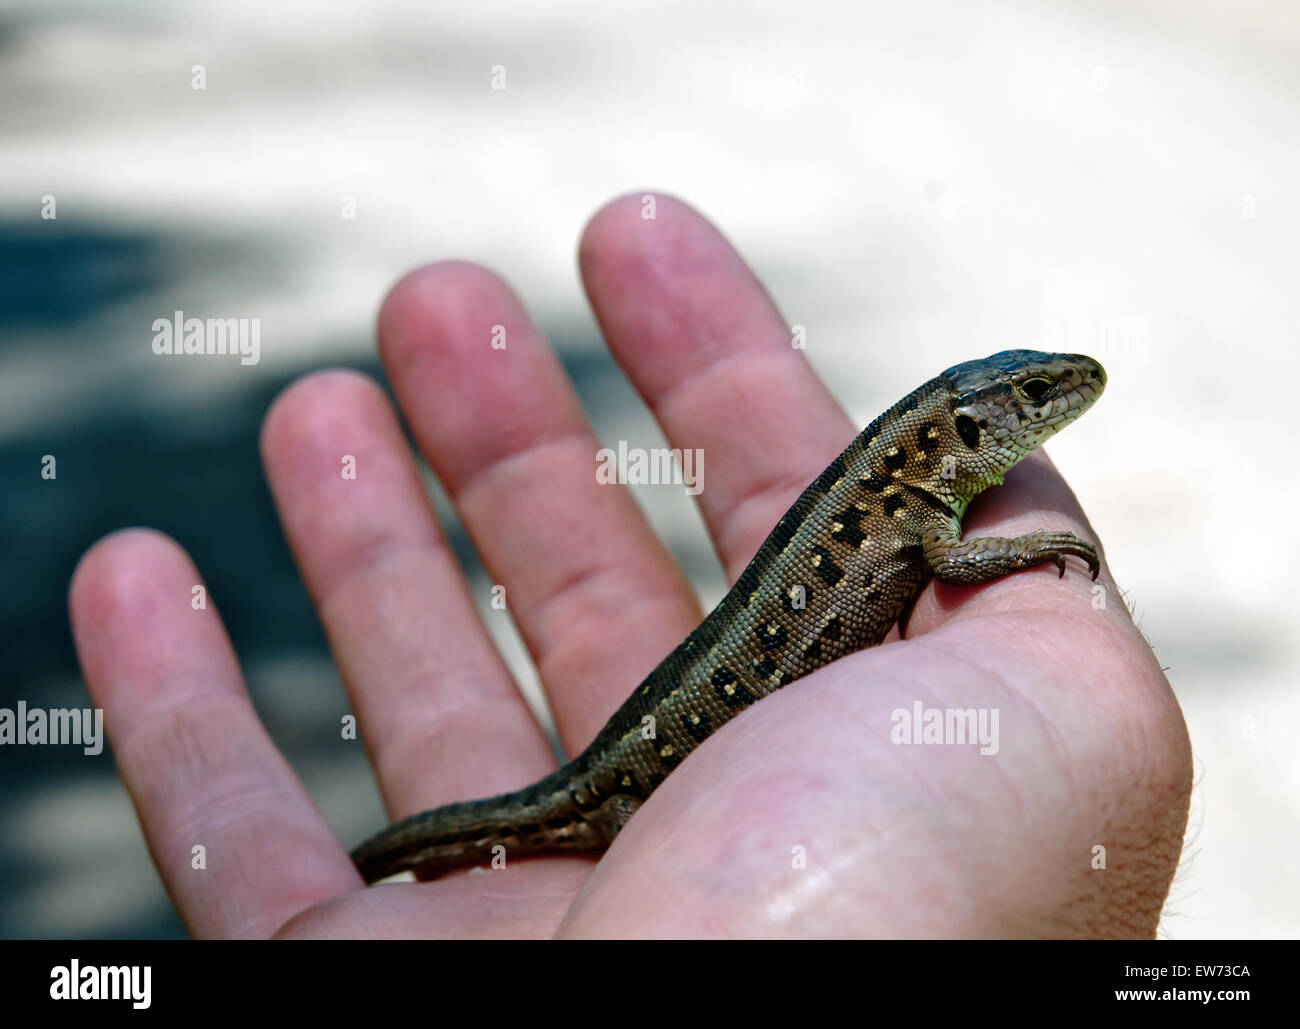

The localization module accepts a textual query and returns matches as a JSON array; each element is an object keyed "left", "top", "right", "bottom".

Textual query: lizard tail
[{"left": 350, "top": 767, "right": 604, "bottom": 883}]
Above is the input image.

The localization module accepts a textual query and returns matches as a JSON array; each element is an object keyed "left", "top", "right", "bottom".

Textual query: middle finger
[{"left": 377, "top": 262, "right": 703, "bottom": 752}]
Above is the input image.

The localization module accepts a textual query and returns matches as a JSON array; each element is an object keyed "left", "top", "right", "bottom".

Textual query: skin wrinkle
[
  {"left": 562, "top": 831, "right": 731, "bottom": 939},
  {"left": 909, "top": 618, "right": 1185, "bottom": 934},
  {"left": 652, "top": 353, "right": 849, "bottom": 571},
  {"left": 649, "top": 346, "right": 831, "bottom": 429},
  {"left": 929, "top": 622, "right": 1080, "bottom": 776},
  {"left": 447, "top": 428, "right": 597, "bottom": 508},
  {"left": 372, "top": 694, "right": 549, "bottom": 812},
  {"left": 534, "top": 595, "right": 701, "bottom": 746},
  {"left": 534, "top": 568, "right": 696, "bottom": 656},
  {"left": 320, "top": 554, "right": 496, "bottom": 652},
  {"left": 124, "top": 710, "right": 353, "bottom": 936},
  {"left": 319, "top": 574, "right": 542, "bottom": 785},
  {"left": 428, "top": 405, "right": 700, "bottom": 647},
  {"left": 525, "top": 553, "right": 681, "bottom": 664},
  {"left": 121, "top": 707, "right": 295, "bottom": 839},
  {"left": 314, "top": 533, "right": 454, "bottom": 616},
  {"left": 453, "top": 459, "right": 701, "bottom": 746},
  {"left": 926, "top": 624, "right": 1096, "bottom": 828},
  {"left": 583, "top": 259, "right": 772, "bottom": 397},
  {"left": 871, "top": 675, "right": 1031, "bottom": 867},
  {"left": 716, "top": 749, "right": 967, "bottom": 934},
  {"left": 379, "top": 271, "right": 591, "bottom": 491}
]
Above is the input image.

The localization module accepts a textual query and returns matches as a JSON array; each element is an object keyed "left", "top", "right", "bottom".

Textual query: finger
[
  {"left": 579, "top": 193, "right": 858, "bottom": 580},
  {"left": 260, "top": 370, "right": 556, "bottom": 815},
  {"left": 377, "top": 263, "right": 702, "bottom": 750},
  {"left": 68, "top": 529, "right": 358, "bottom": 938}
]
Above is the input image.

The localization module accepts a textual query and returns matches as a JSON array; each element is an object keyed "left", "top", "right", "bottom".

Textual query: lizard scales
[{"left": 353, "top": 349, "right": 1106, "bottom": 882}]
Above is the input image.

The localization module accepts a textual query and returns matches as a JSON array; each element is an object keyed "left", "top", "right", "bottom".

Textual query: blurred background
[{"left": 1, "top": 0, "right": 1296, "bottom": 938}]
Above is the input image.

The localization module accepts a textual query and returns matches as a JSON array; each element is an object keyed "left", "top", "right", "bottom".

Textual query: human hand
[{"left": 69, "top": 194, "right": 1191, "bottom": 938}]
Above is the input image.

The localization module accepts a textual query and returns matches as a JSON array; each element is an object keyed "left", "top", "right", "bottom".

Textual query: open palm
[{"left": 69, "top": 194, "right": 1191, "bottom": 938}]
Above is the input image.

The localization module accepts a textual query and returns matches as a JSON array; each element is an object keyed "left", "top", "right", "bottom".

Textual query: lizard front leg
[{"left": 922, "top": 517, "right": 1100, "bottom": 585}]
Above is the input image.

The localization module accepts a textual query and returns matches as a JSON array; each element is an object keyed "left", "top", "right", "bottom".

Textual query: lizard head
[{"left": 934, "top": 349, "right": 1106, "bottom": 502}]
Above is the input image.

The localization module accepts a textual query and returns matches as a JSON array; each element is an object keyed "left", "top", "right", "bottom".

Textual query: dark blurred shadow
[
  {"left": 0, "top": 226, "right": 168, "bottom": 331},
  {"left": 0, "top": 217, "right": 645, "bottom": 938}
]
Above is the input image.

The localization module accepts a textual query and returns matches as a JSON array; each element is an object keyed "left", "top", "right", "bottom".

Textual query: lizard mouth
[{"left": 1021, "top": 363, "right": 1106, "bottom": 433}]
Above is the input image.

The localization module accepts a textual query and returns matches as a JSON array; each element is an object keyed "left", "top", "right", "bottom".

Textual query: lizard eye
[
  {"left": 1019, "top": 377, "right": 1054, "bottom": 403},
  {"left": 954, "top": 414, "right": 980, "bottom": 449}
]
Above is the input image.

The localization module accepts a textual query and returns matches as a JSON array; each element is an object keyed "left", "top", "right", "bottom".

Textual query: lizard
[{"left": 352, "top": 348, "right": 1106, "bottom": 883}]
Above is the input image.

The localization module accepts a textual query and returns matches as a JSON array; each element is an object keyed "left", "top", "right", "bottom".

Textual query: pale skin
[{"left": 69, "top": 194, "right": 1192, "bottom": 938}]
